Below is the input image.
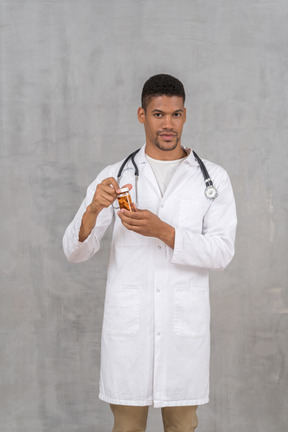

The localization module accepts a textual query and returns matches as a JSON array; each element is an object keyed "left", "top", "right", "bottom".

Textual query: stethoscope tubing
[
  {"left": 116, "top": 148, "right": 218, "bottom": 200},
  {"left": 117, "top": 148, "right": 141, "bottom": 179}
]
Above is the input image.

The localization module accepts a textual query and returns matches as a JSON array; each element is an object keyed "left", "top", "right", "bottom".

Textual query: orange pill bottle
[{"left": 117, "top": 187, "right": 134, "bottom": 211}]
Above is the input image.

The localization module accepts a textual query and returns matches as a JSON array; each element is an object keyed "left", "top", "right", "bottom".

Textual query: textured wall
[{"left": 1, "top": 1, "right": 287, "bottom": 431}]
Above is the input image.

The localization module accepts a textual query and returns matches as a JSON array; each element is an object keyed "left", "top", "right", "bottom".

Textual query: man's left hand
[{"left": 117, "top": 205, "right": 175, "bottom": 249}]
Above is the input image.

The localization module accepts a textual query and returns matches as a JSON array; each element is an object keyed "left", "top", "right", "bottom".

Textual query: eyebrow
[{"left": 151, "top": 109, "right": 184, "bottom": 113}]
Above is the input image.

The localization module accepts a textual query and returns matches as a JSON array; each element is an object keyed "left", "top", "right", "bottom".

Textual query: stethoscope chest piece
[
  {"left": 192, "top": 151, "right": 218, "bottom": 200},
  {"left": 205, "top": 185, "right": 218, "bottom": 199}
]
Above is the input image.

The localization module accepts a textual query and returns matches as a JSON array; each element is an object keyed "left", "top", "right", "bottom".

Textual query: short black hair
[{"left": 141, "top": 74, "right": 185, "bottom": 111}]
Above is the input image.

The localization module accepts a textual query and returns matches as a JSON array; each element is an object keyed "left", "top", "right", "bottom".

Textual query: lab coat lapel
[
  {"left": 136, "top": 147, "right": 162, "bottom": 200},
  {"left": 134, "top": 144, "right": 200, "bottom": 203},
  {"left": 162, "top": 158, "right": 200, "bottom": 202},
  {"left": 140, "top": 161, "right": 162, "bottom": 200}
]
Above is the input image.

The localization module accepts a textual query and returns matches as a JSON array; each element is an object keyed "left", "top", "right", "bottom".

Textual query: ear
[
  {"left": 137, "top": 107, "right": 145, "bottom": 124},
  {"left": 183, "top": 107, "right": 187, "bottom": 124}
]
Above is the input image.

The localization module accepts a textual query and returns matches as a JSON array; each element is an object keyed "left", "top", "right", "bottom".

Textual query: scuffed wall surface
[{"left": 0, "top": 1, "right": 287, "bottom": 430}]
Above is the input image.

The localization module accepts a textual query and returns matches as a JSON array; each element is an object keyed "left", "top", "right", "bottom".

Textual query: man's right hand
[
  {"left": 79, "top": 177, "right": 132, "bottom": 242},
  {"left": 89, "top": 177, "right": 120, "bottom": 215}
]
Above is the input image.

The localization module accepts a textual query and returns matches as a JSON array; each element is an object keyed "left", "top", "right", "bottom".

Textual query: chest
[{"left": 116, "top": 162, "right": 212, "bottom": 233}]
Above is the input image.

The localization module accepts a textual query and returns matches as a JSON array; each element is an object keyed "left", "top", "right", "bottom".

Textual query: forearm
[
  {"left": 157, "top": 221, "right": 175, "bottom": 249},
  {"left": 62, "top": 201, "right": 101, "bottom": 263},
  {"left": 79, "top": 205, "right": 100, "bottom": 242},
  {"left": 63, "top": 203, "right": 113, "bottom": 263}
]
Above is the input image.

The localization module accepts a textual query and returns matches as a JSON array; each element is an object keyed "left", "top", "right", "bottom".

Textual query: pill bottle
[{"left": 117, "top": 187, "right": 134, "bottom": 211}]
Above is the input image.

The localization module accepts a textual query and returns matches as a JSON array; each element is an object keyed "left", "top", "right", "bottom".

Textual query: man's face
[{"left": 138, "top": 95, "right": 186, "bottom": 158}]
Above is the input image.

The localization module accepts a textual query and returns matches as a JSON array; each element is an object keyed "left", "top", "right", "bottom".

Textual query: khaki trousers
[{"left": 110, "top": 404, "right": 198, "bottom": 432}]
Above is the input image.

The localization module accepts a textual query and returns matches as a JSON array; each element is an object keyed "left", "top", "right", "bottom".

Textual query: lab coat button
[
  {"left": 160, "top": 204, "right": 164, "bottom": 208},
  {"left": 157, "top": 289, "right": 160, "bottom": 292},
  {"left": 157, "top": 332, "right": 161, "bottom": 336},
  {"left": 158, "top": 246, "right": 161, "bottom": 249}
]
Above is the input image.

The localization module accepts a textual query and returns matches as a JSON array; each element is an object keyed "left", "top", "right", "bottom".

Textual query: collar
[{"left": 135, "top": 143, "right": 199, "bottom": 167}]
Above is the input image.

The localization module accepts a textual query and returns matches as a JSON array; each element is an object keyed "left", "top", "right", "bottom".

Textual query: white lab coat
[{"left": 63, "top": 145, "right": 237, "bottom": 408}]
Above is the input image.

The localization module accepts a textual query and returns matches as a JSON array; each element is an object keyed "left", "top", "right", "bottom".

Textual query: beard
[{"left": 154, "top": 132, "right": 180, "bottom": 151}]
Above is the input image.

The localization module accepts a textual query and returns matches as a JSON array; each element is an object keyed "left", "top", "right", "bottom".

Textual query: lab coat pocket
[
  {"left": 178, "top": 199, "right": 207, "bottom": 232},
  {"left": 103, "top": 284, "right": 140, "bottom": 336},
  {"left": 174, "top": 287, "right": 209, "bottom": 337}
]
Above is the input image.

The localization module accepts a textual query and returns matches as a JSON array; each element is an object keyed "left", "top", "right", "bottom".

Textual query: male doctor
[{"left": 63, "top": 74, "right": 237, "bottom": 432}]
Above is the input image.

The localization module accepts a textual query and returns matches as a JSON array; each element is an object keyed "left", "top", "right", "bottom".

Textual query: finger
[
  {"left": 101, "top": 177, "right": 119, "bottom": 191},
  {"left": 122, "top": 222, "right": 142, "bottom": 232},
  {"left": 100, "top": 184, "right": 118, "bottom": 197},
  {"left": 97, "top": 189, "right": 117, "bottom": 203},
  {"left": 119, "top": 217, "right": 142, "bottom": 230},
  {"left": 98, "top": 196, "right": 114, "bottom": 208},
  {"left": 118, "top": 208, "right": 146, "bottom": 219},
  {"left": 117, "top": 211, "right": 144, "bottom": 226}
]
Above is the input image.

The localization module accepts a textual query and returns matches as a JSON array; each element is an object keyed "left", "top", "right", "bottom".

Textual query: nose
[{"left": 162, "top": 115, "right": 173, "bottom": 129}]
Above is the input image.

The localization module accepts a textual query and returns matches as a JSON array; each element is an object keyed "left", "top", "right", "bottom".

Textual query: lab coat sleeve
[
  {"left": 171, "top": 170, "right": 237, "bottom": 270},
  {"left": 62, "top": 171, "right": 114, "bottom": 263}
]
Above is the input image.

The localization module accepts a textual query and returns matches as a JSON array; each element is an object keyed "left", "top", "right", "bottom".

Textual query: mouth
[{"left": 159, "top": 133, "right": 177, "bottom": 140}]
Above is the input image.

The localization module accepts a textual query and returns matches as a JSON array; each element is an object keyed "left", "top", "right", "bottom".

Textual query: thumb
[{"left": 119, "top": 183, "right": 133, "bottom": 191}]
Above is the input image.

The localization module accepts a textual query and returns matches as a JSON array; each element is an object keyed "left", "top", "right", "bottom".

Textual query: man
[{"left": 63, "top": 74, "right": 237, "bottom": 432}]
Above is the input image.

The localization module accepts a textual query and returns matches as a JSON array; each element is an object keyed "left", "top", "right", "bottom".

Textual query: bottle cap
[{"left": 118, "top": 187, "right": 130, "bottom": 193}]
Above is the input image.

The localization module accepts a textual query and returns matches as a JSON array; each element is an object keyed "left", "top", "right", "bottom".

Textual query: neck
[{"left": 145, "top": 143, "right": 187, "bottom": 161}]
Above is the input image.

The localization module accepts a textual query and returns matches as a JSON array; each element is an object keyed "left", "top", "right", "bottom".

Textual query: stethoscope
[{"left": 116, "top": 148, "right": 218, "bottom": 204}]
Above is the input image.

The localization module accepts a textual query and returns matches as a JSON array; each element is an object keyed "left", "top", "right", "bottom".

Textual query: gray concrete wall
[{"left": 0, "top": 0, "right": 287, "bottom": 431}]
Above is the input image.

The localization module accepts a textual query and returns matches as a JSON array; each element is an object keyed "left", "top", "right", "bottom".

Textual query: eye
[
  {"left": 154, "top": 112, "right": 162, "bottom": 118},
  {"left": 174, "top": 112, "right": 182, "bottom": 117}
]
